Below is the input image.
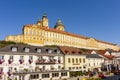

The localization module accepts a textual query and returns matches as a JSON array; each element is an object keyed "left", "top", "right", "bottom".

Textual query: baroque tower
[
  {"left": 54, "top": 19, "right": 65, "bottom": 31},
  {"left": 42, "top": 13, "right": 49, "bottom": 28}
]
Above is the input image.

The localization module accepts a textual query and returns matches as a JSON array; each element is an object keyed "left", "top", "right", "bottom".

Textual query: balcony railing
[{"left": 36, "top": 59, "right": 56, "bottom": 64}]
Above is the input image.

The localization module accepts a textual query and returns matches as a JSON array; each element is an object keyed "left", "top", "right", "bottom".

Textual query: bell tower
[{"left": 42, "top": 13, "right": 49, "bottom": 28}]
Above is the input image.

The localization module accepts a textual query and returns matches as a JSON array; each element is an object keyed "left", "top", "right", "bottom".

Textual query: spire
[
  {"left": 37, "top": 17, "right": 41, "bottom": 23},
  {"left": 36, "top": 17, "right": 41, "bottom": 26},
  {"left": 42, "top": 13, "right": 47, "bottom": 19}
]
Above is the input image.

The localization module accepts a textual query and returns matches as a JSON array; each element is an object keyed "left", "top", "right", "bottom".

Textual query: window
[
  {"left": 79, "top": 67, "right": 82, "bottom": 69},
  {"left": 26, "top": 29, "right": 28, "bottom": 34},
  {"left": 72, "top": 58, "right": 74, "bottom": 63},
  {"left": 68, "top": 58, "right": 71, "bottom": 63},
  {"left": 55, "top": 50, "right": 60, "bottom": 54},
  {"left": 49, "top": 56, "right": 54, "bottom": 61},
  {"left": 8, "top": 67, "right": 12, "bottom": 72},
  {"left": 9, "top": 56, "right": 13, "bottom": 60},
  {"left": 83, "top": 66, "right": 86, "bottom": 69},
  {"left": 76, "top": 58, "right": 78, "bottom": 63},
  {"left": 69, "top": 67, "right": 71, "bottom": 70},
  {"left": 61, "top": 72, "right": 67, "bottom": 76},
  {"left": 52, "top": 73, "right": 59, "bottom": 77},
  {"left": 43, "top": 66, "right": 45, "bottom": 71},
  {"left": 72, "top": 67, "right": 75, "bottom": 69},
  {"left": 58, "top": 66, "right": 61, "bottom": 70},
  {"left": 37, "top": 48, "right": 41, "bottom": 53},
  {"left": 0, "top": 56, "right": 4, "bottom": 60},
  {"left": 89, "top": 63, "right": 90, "bottom": 66},
  {"left": 29, "top": 56, "right": 33, "bottom": 60},
  {"left": 11, "top": 47, "right": 17, "bottom": 52},
  {"left": 46, "top": 49, "right": 52, "bottom": 53},
  {"left": 34, "top": 30, "right": 36, "bottom": 35},
  {"left": 38, "top": 56, "right": 43, "bottom": 60},
  {"left": 0, "top": 68, "right": 3, "bottom": 72},
  {"left": 83, "top": 58, "right": 85, "bottom": 63},
  {"left": 94, "top": 63, "right": 95, "bottom": 66},
  {"left": 24, "top": 47, "right": 30, "bottom": 52},
  {"left": 76, "top": 67, "right": 78, "bottom": 69},
  {"left": 30, "top": 74, "right": 39, "bottom": 79},
  {"left": 42, "top": 74, "right": 49, "bottom": 78},
  {"left": 79, "top": 58, "right": 81, "bottom": 63},
  {"left": 58, "top": 57, "right": 61, "bottom": 63},
  {"left": 20, "top": 56, "right": 24, "bottom": 60}
]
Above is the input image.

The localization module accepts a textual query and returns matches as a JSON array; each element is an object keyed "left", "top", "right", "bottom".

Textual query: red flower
[
  {"left": 19, "top": 59, "right": 24, "bottom": 64},
  {"left": 58, "top": 60, "right": 61, "bottom": 63},
  {"left": 7, "top": 72, "right": 12, "bottom": 76},
  {"left": 0, "top": 59, "right": 5, "bottom": 64},
  {"left": 8, "top": 59, "right": 13, "bottom": 64},
  {"left": 28, "top": 59, "right": 33, "bottom": 64}
]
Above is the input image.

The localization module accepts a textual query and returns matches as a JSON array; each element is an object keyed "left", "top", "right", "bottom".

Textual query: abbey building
[{"left": 5, "top": 13, "right": 119, "bottom": 51}]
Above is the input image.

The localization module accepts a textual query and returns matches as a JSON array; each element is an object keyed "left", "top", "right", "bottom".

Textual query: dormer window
[
  {"left": 55, "top": 50, "right": 60, "bottom": 54},
  {"left": 57, "top": 50, "right": 60, "bottom": 54},
  {"left": 65, "top": 51, "right": 69, "bottom": 54},
  {"left": 37, "top": 48, "right": 41, "bottom": 53},
  {"left": 11, "top": 47, "right": 17, "bottom": 52},
  {"left": 24, "top": 47, "right": 30, "bottom": 52},
  {"left": 72, "top": 51, "right": 75, "bottom": 54},
  {"left": 46, "top": 49, "right": 52, "bottom": 53},
  {"left": 48, "top": 49, "right": 52, "bottom": 53},
  {"left": 78, "top": 52, "right": 82, "bottom": 54}
]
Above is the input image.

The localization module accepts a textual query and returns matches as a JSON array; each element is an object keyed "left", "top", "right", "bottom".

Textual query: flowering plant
[
  {"left": 0, "top": 59, "right": 5, "bottom": 64},
  {"left": 28, "top": 59, "right": 33, "bottom": 64},
  {"left": 19, "top": 59, "right": 24, "bottom": 64},
  {"left": 8, "top": 59, "right": 13, "bottom": 64},
  {"left": 7, "top": 71, "right": 12, "bottom": 76}
]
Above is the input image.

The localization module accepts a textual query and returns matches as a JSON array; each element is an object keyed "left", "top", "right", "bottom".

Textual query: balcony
[
  {"left": 0, "top": 59, "right": 5, "bottom": 64},
  {"left": 19, "top": 59, "right": 24, "bottom": 64},
  {"left": 7, "top": 71, "right": 12, "bottom": 76},
  {"left": 36, "top": 59, "right": 56, "bottom": 65}
]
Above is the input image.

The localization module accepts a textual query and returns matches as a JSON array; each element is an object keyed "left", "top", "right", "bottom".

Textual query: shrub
[{"left": 82, "top": 77, "right": 102, "bottom": 80}]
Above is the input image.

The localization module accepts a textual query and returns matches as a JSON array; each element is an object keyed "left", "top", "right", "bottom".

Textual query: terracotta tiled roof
[
  {"left": 80, "top": 49, "right": 93, "bottom": 54},
  {"left": 94, "top": 50, "right": 114, "bottom": 59},
  {"left": 58, "top": 46, "right": 82, "bottom": 54},
  {"left": 95, "top": 50, "right": 107, "bottom": 55}
]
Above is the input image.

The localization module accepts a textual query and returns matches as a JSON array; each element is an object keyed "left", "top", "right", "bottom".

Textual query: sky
[{"left": 0, "top": 0, "right": 120, "bottom": 45}]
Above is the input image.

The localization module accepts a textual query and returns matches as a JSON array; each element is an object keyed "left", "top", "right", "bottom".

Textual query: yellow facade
[
  {"left": 5, "top": 13, "right": 119, "bottom": 51},
  {"left": 64, "top": 54, "right": 87, "bottom": 71}
]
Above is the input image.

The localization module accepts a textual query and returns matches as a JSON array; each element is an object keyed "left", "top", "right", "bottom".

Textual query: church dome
[{"left": 54, "top": 19, "right": 65, "bottom": 31}]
